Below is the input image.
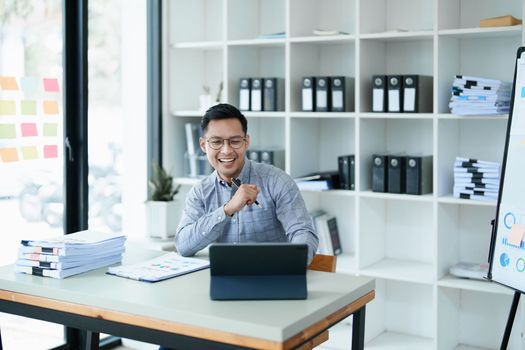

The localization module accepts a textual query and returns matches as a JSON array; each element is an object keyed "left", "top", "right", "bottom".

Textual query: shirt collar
[{"left": 216, "top": 157, "right": 252, "bottom": 187}]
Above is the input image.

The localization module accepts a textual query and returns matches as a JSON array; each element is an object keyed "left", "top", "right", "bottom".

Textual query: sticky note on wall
[
  {"left": 0, "top": 124, "right": 16, "bottom": 139},
  {"left": 0, "top": 148, "right": 18, "bottom": 162},
  {"left": 20, "top": 101, "right": 37, "bottom": 115},
  {"left": 43, "top": 100, "right": 59, "bottom": 114},
  {"left": 20, "top": 77, "right": 37, "bottom": 93},
  {"left": 21, "top": 123, "right": 38, "bottom": 137},
  {"left": 0, "top": 100, "right": 16, "bottom": 115},
  {"left": 43, "top": 145, "right": 58, "bottom": 158},
  {"left": 21, "top": 146, "right": 38, "bottom": 160},
  {"left": 0, "top": 76, "right": 19, "bottom": 90},
  {"left": 43, "top": 123, "right": 58, "bottom": 136},
  {"left": 43, "top": 78, "right": 59, "bottom": 92},
  {"left": 509, "top": 224, "right": 525, "bottom": 246}
]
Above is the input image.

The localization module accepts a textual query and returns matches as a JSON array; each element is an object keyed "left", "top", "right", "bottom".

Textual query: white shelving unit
[{"left": 163, "top": 0, "right": 525, "bottom": 349}]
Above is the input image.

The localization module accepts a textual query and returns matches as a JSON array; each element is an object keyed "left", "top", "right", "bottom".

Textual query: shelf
[
  {"left": 172, "top": 110, "right": 205, "bottom": 117},
  {"left": 335, "top": 254, "right": 356, "bottom": 275},
  {"left": 437, "top": 195, "right": 497, "bottom": 207},
  {"left": 243, "top": 111, "right": 286, "bottom": 118},
  {"left": 454, "top": 344, "right": 494, "bottom": 350},
  {"left": 360, "top": 191, "right": 434, "bottom": 203},
  {"left": 438, "top": 275, "right": 513, "bottom": 296},
  {"left": 227, "top": 38, "right": 286, "bottom": 47},
  {"left": 437, "top": 113, "right": 508, "bottom": 120},
  {"left": 300, "top": 189, "right": 356, "bottom": 197},
  {"left": 365, "top": 331, "right": 434, "bottom": 350},
  {"left": 289, "top": 34, "right": 356, "bottom": 44},
  {"left": 360, "top": 258, "right": 433, "bottom": 284},
  {"left": 360, "top": 30, "right": 434, "bottom": 41},
  {"left": 171, "top": 41, "right": 224, "bottom": 49},
  {"left": 360, "top": 112, "right": 433, "bottom": 119},
  {"left": 438, "top": 26, "right": 522, "bottom": 39}
]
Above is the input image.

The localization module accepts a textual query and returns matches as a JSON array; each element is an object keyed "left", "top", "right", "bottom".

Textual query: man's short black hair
[{"left": 201, "top": 103, "right": 248, "bottom": 134}]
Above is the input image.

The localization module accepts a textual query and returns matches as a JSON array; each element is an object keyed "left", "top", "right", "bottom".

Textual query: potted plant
[{"left": 145, "top": 163, "right": 182, "bottom": 239}]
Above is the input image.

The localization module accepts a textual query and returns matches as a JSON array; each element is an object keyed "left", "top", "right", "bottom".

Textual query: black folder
[
  {"left": 263, "top": 78, "right": 284, "bottom": 111},
  {"left": 302, "top": 76, "right": 316, "bottom": 111},
  {"left": 387, "top": 155, "right": 406, "bottom": 193},
  {"left": 405, "top": 155, "right": 433, "bottom": 195},
  {"left": 330, "top": 77, "right": 353, "bottom": 112},
  {"left": 247, "top": 149, "right": 260, "bottom": 162},
  {"left": 315, "top": 77, "right": 331, "bottom": 112},
  {"left": 338, "top": 154, "right": 355, "bottom": 190},
  {"left": 239, "top": 78, "right": 251, "bottom": 111},
  {"left": 250, "top": 78, "right": 263, "bottom": 111},
  {"left": 372, "top": 154, "right": 388, "bottom": 192},
  {"left": 387, "top": 75, "right": 403, "bottom": 112},
  {"left": 402, "top": 75, "right": 433, "bottom": 113},
  {"left": 372, "top": 75, "right": 387, "bottom": 112}
]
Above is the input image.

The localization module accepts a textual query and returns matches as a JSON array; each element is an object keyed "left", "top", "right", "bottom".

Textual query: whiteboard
[{"left": 488, "top": 47, "right": 525, "bottom": 292}]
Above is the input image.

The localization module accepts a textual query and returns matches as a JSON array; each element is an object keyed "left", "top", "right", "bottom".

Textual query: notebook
[{"left": 209, "top": 243, "right": 308, "bottom": 300}]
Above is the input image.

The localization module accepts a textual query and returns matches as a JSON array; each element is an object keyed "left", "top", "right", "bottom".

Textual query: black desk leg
[
  {"left": 352, "top": 306, "right": 366, "bottom": 350},
  {"left": 84, "top": 331, "right": 100, "bottom": 350},
  {"left": 0, "top": 326, "right": 3, "bottom": 350}
]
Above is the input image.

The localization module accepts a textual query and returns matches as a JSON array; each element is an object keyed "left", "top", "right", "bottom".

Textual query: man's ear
[
  {"left": 199, "top": 137, "right": 206, "bottom": 153},
  {"left": 245, "top": 134, "right": 250, "bottom": 149}
]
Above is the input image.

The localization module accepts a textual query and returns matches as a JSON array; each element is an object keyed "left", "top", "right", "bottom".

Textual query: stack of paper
[
  {"left": 15, "top": 230, "right": 126, "bottom": 279},
  {"left": 449, "top": 75, "right": 511, "bottom": 115},
  {"left": 453, "top": 157, "right": 500, "bottom": 202}
]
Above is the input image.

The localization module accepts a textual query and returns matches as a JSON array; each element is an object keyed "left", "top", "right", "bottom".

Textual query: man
[{"left": 175, "top": 103, "right": 318, "bottom": 264}]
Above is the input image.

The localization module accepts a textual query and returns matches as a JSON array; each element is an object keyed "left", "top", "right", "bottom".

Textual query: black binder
[
  {"left": 259, "top": 149, "right": 285, "bottom": 170},
  {"left": 405, "top": 155, "right": 433, "bottom": 195},
  {"left": 402, "top": 75, "right": 433, "bottom": 113},
  {"left": 301, "top": 77, "right": 316, "bottom": 111},
  {"left": 250, "top": 78, "right": 263, "bottom": 111},
  {"left": 330, "top": 77, "right": 353, "bottom": 112},
  {"left": 338, "top": 154, "right": 355, "bottom": 190},
  {"left": 263, "top": 78, "right": 284, "bottom": 111},
  {"left": 372, "top": 154, "right": 388, "bottom": 192},
  {"left": 372, "top": 75, "right": 387, "bottom": 112},
  {"left": 315, "top": 77, "right": 331, "bottom": 112},
  {"left": 387, "top": 75, "right": 403, "bottom": 112},
  {"left": 387, "top": 155, "right": 406, "bottom": 193},
  {"left": 239, "top": 78, "right": 251, "bottom": 111},
  {"left": 247, "top": 149, "right": 260, "bottom": 162}
]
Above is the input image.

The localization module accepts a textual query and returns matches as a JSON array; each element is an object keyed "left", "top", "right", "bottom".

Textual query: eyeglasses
[{"left": 206, "top": 136, "right": 246, "bottom": 150}]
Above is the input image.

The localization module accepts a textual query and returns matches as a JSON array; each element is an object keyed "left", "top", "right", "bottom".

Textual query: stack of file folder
[
  {"left": 449, "top": 75, "right": 511, "bottom": 115},
  {"left": 15, "top": 230, "right": 126, "bottom": 279},
  {"left": 453, "top": 157, "right": 500, "bottom": 202}
]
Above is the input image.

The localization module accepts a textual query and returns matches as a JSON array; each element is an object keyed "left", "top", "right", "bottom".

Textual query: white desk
[{"left": 0, "top": 248, "right": 374, "bottom": 350}]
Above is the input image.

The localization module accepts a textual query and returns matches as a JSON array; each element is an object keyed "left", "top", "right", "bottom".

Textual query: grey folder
[{"left": 209, "top": 243, "right": 308, "bottom": 300}]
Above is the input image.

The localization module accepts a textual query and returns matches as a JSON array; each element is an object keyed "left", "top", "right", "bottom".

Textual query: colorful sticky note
[
  {"left": 21, "top": 146, "right": 38, "bottom": 160},
  {"left": 0, "top": 124, "right": 16, "bottom": 139},
  {"left": 21, "top": 123, "right": 38, "bottom": 137},
  {"left": 0, "top": 148, "right": 18, "bottom": 162},
  {"left": 43, "top": 78, "right": 59, "bottom": 92},
  {"left": 509, "top": 224, "right": 525, "bottom": 246},
  {"left": 43, "top": 123, "right": 58, "bottom": 136},
  {"left": 20, "top": 77, "right": 37, "bottom": 93},
  {"left": 0, "top": 76, "right": 19, "bottom": 90},
  {"left": 43, "top": 100, "right": 59, "bottom": 114},
  {"left": 0, "top": 100, "right": 16, "bottom": 115},
  {"left": 521, "top": 87, "right": 525, "bottom": 98},
  {"left": 43, "top": 145, "right": 58, "bottom": 159},
  {"left": 20, "top": 100, "right": 37, "bottom": 115}
]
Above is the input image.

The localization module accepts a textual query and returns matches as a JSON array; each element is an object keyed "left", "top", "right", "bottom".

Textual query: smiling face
[{"left": 199, "top": 118, "right": 250, "bottom": 182}]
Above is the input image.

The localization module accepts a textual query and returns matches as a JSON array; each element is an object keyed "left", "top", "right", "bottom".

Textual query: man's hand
[{"left": 224, "top": 184, "right": 260, "bottom": 216}]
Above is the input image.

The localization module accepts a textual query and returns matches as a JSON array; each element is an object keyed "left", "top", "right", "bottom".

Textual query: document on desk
[{"left": 107, "top": 253, "right": 209, "bottom": 282}]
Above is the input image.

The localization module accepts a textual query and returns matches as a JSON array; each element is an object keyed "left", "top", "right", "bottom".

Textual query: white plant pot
[{"left": 145, "top": 200, "right": 183, "bottom": 239}]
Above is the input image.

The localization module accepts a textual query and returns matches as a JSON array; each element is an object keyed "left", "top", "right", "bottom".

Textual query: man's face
[{"left": 199, "top": 118, "right": 250, "bottom": 181}]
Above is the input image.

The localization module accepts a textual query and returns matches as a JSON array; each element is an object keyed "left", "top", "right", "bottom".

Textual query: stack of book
[
  {"left": 453, "top": 157, "right": 500, "bottom": 202},
  {"left": 449, "top": 75, "right": 511, "bottom": 115},
  {"left": 294, "top": 171, "right": 340, "bottom": 191},
  {"left": 15, "top": 230, "right": 126, "bottom": 279},
  {"left": 310, "top": 210, "right": 342, "bottom": 256}
]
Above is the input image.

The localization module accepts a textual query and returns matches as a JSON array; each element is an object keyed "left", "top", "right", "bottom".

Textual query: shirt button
[
  {"left": 232, "top": 219, "right": 236, "bottom": 223},
  {"left": 218, "top": 216, "right": 222, "bottom": 220}
]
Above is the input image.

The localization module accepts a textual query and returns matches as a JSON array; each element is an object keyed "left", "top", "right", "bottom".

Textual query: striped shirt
[{"left": 175, "top": 159, "right": 319, "bottom": 264}]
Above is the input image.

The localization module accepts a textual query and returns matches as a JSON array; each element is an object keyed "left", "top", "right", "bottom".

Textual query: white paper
[
  {"left": 317, "top": 90, "right": 327, "bottom": 108},
  {"left": 372, "top": 89, "right": 384, "bottom": 111},
  {"left": 332, "top": 90, "right": 343, "bottom": 109},
  {"left": 388, "top": 90, "right": 400, "bottom": 112},
  {"left": 251, "top": 90, "right": 261, "bottom": 111},
  {"left": 239, "top": 89, "right": 250, "bottom": 110},
  {"left": 403, "top": 88, "right": 416, "bottom": 111},
  {"left": 302, "top": 89, "right": 313, "bottom": 111}
]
